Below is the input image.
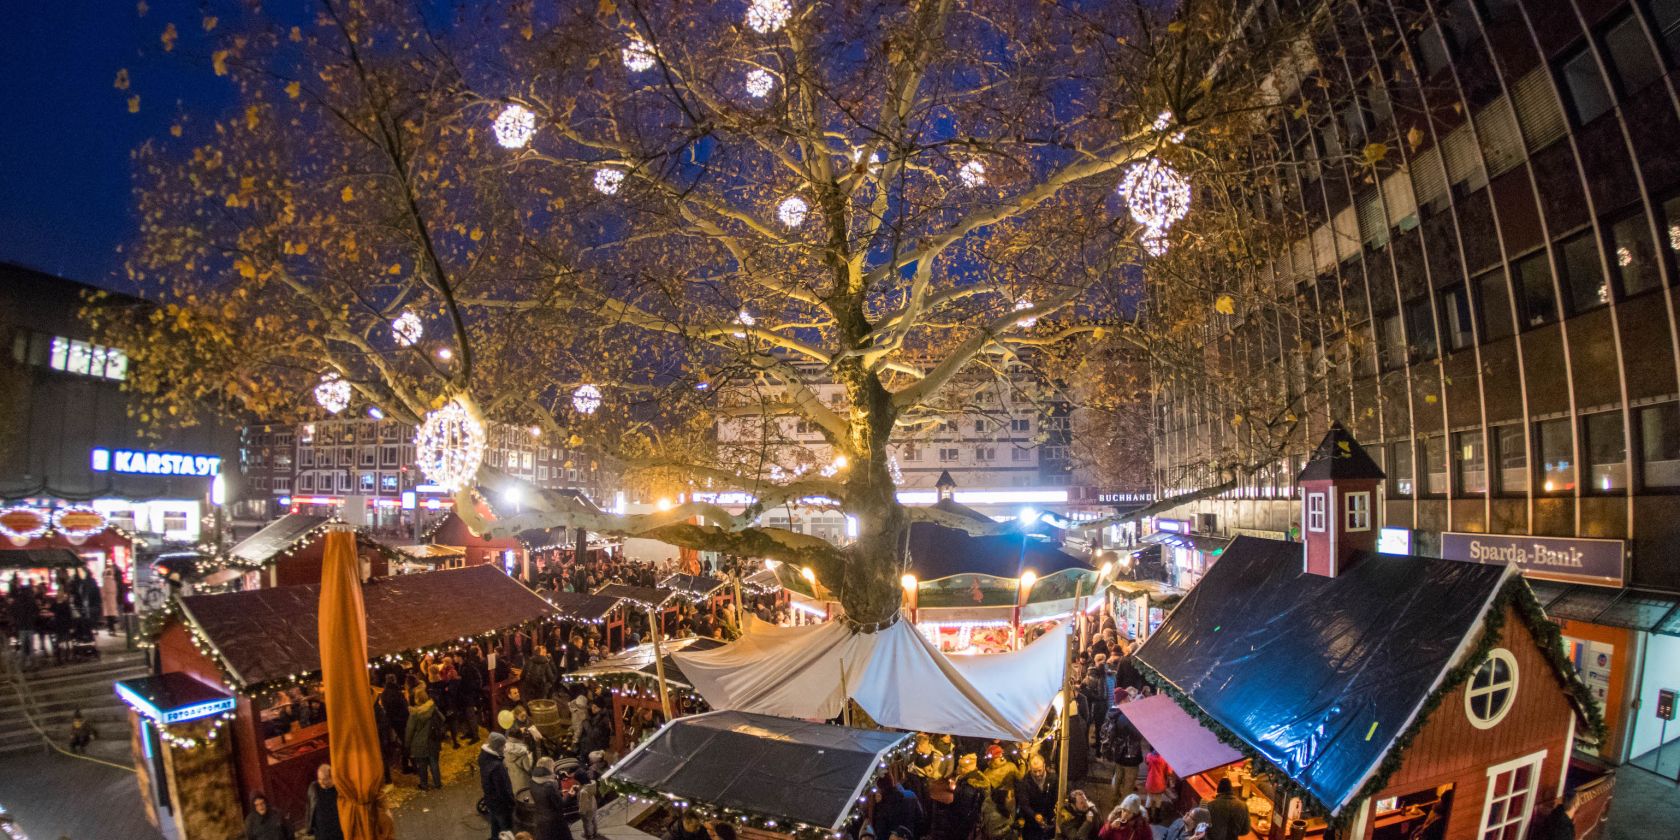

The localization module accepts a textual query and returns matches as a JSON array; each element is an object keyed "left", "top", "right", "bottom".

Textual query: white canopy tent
[{"left": 672, "top": 617, "right": 1069, "bottom": 742}]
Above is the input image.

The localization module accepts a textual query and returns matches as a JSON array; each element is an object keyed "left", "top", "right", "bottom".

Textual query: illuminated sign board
[
  {"left": 1441, "top": 531, "right": 1625, "bottom": 587},
  {"left": 1376, "top": 527, "right": 1412, "bottom": 555},
  {"left": 91, "top": 448, "right": 222, "bottom": 477}
]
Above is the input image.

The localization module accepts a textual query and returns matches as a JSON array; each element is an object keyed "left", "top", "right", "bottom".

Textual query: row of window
[
  {"left": 10, "top": 331, "right": 130, "bottom": 382},
  {"left": 1384, "top": 401, "right": 1680, "bottom": 498},
  {"left": 1557, "top": 2, "right": 1680, "bottom": 127},
  {"left": 294, "top": 465, "right": 592, "bottom": 495}
]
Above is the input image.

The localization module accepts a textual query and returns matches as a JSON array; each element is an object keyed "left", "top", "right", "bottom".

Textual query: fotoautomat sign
[{"left": 1441, "top": 532, "right": 1625, "bottom": 587}]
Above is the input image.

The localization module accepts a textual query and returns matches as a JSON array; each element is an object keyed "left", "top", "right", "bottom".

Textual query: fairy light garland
[
  {"left": 777, "top": 195, "right": 809, "bottom": 228},
  {"left": 958, "top": 160, "right": 986, "bottom": 188},
  {"left": 1117, "top": 157, "right": 1191, "bottom": 256},
  {"left": 493, "top": 104, "right": 536, "bottom": 149},
  {"left": 314, "top": 372, "right": 351, "bottom": 414},
  {"left": 141, "top": 711, "right": 237, "bottom": 751},
  {"left": 572, "top": 384, "right": 603, "bottom": 415},
  {"left": 745, "top": 0, "right": 792, "bottom": 34},
  {"left": 51, "top": 506, "right": 107, "bottom": 543},
  {"left": 593, "top": 167, "right": 625, "bottom": 195},
  {"left": 414, "top": 400, "right": 486, "bottom": 493},
  {"left": 745, "top": 68, "right": 775, "bottom": 99},
  {"left": 622, "top": 38, "right": 657, "bottom": 72},
  {"left": 0, "top": 506, "right": 51, "bottom": 544},
  {"left": 391, "top": 310, "right": 424, "bottom": 346}
]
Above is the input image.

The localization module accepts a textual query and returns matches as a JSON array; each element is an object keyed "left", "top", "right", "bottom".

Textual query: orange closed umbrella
[{"left": 318, "top": 529, "right": 394, "bottom": 840}]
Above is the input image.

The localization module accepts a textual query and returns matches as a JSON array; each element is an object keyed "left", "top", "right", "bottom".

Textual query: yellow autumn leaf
[
  {"left": 289, "top": 26, "right": 302, "bottom": 42},
  {"left": 245, "top": 105, "right": 260, "bottom": 129},
  {"left": 1424, "top": 393, "right": 1438, "bottom": 404},
  {"left": 1213, "top": 294, "right": 1235, "bottom": 315},
  {"left": 1406, "top": 126, "right": 1424, "bottom": 150},
  {"left": 161, "top": 22, "right": 177, "bottom": 51},
  {"left": 568, "top": 434, "right": 584, "bottom": 447},
  {"left": 388, "top": 263, "right": 402, "bottom": 274},
  {"left": 1361, "top": 142, "right": 1388, "bottom": 166},
  {"left": 1230, "top": 414, "right": 1244, "bottom": 427},
  {"left": 114, "top": 68, "right": 130, "bottom": 90},
  {"left": 169, "top": 124, "right": 183, "bottom": 137},
  {"left": 202, "top": 15, "right": 217, "bottom": 31},
  {"left": 212, "top": 50, "right": 229, "bottom": 76},
  {"left": 127, "top": 95, "right": 141, "bottom": 113},
  {"left": 1167, "top": 21, "right": 1185, "bottom": 34},
  {"left": 469, "top": 227, "right": 484, "bottom": 241},
  {"left": 285, "top": 81, "right": 301, "bottom": 99},
  {"left": 1092, "top": 327, "right": 1106, "bottom": 340},
  {"left": 598, "top": 0, "right": 617, "bottom": 14},
  {"left": 341, "top": 185, "right": 355, "bottom": 202}
]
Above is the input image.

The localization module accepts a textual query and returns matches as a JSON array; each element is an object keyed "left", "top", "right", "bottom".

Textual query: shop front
[{"left": 1439, "top": 531, "right": 1680, "bottom": 771}]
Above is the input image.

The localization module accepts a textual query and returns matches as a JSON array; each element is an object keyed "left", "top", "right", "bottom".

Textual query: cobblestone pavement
[{"left": 0, "top": 739, "right": 163, "bottom": 840}]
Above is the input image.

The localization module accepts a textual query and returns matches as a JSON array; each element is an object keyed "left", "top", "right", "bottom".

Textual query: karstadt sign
[
  {"left": 91, "top": 448, "right": 222, "bottom": 478},
  {"left": 1441, "top": 531, "right": 1624, "bottom": 588}
]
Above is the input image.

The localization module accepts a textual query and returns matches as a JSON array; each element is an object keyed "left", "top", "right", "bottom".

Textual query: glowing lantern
[
  {"left": 593, "top": 168, "right": 625, "bottom": 195},
  {"left": 391, "top": 310, "right": 423, "bottom": 347},
  {"left": 623, "top": 38, "right": 656, "bottom": 72},
  {"left": 958, "top": 160, "right": 986, "bottom": 188},
  {"left": 414, "top": 400, "right": 486, "bottom": 493},
  {"left": 746, "top": 0, "right": 792, "bottom": 34},
  {"left": 1117, "top": 157, "right": 1191, "bottom": 233},
  {"left": 777, "top": 195, "right": 808, "bottom": 228},
  {"left": 492, "top": 104, "right": 535, "bottom": 149},
  {"left": 572, "top": 384, "right": 603, "bottom": 415},
  {"left": 745, "top": 68, "right": 775, "bottom": 99},
  {"left": 314, "top": 372, "right": 351, "bottom": 414}
]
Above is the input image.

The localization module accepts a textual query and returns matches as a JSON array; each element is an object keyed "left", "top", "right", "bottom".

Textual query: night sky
[{"left": 0, "top": 1, "right": 231, "bottom": 292}]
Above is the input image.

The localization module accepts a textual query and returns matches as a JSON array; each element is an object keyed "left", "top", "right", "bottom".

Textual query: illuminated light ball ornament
[
  {"left": 1014, "top": 298, "right": 1037, "bottom": 328},
  {"left": 1152, "top": 109, "right": 1173, "bottom": 132},
  {"left": 745, "top": 0, "right": 792, "bottom": 34},
  {"left": 53, "top": 506, "right": 107, "bottom": 545},
  {"left": 745, "top": 68, "right": 775, "bottom": 99},
  {"left": 414, "top": 400, "right": 487, "bottom": 493},
  {"left": 314, "top": 372, "right": 351, "bottom": 414},
  {"left": 572, "top": 383, "right": 603, "bottom": 415},
  {"left": 593, "top": 167, "right": 625, "bottom": 195},
  {"left": 492, "top": 103, "right": 536, "bottom": 149},
  {"left": 0, "top": 506, "right": 49, "bottom": 546},
  {"left": 622, "top": 37, "right": 657, "bottom": 72},
  {"left": 732, "top": 308, "right": 756, "bottom": 338},
  {"left": 1138, "top": 225, "right": 1169, "bottom": 257},
  {"left": 777, "top": 195, "right": 809, "bottom": 228},
  {"left": 391, "top": 310, "right": 423, "bottom": 347},
  {"left": 958, "top": 160, "right": 986, "bottom": 188},
  {"left": 1118, "top": 157, "right": 1191, "bottom": 233}
]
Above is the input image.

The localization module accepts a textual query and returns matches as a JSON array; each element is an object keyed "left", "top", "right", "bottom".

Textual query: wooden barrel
[{"left": 529, "top": 698, "right": 568, "bottom": 742}]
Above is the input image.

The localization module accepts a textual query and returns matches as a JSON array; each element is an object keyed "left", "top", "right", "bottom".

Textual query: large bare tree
[{"left": 95, "top": 0, "right": 1313, "bottom": 624}]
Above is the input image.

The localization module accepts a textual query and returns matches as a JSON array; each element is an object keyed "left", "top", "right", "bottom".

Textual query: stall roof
[
  {"left": 1528, "top": 580, "right": 1680, "bottom": 637},
  {"left": 606, "top": 710, "right": 910, "bottom": 832},
  {"left": 546, "top": 590, "right": 625, "bottom": 623},
  {"left": 388, "top": 543, "right": 467, "bottom": 561},
  {"left": 114, "top": 672, "right": 236, "bottom": 725},
  {"left": 1108, "top": 578, "right": 1184, "bottom": 604},
  {"left": 1135, "top": 536, "right": 1562, "bottom": 815},
  {"left": 176, "top": 565, "right": 556, "bottom": 690},
  {"left": 567, "top": 637, "right": 725, "bottom": 688},
  {"left": 228, "top": 514, "right": 332, "bottom": 566},
  {"left": 907, "top": 525, "right": 1088, "bottom": 581},
  {"left": 1117, "top": 694, "right": 1243, "bottom": 778},
  {"left": 595, "top": 583, "right": 679, "bottom": 609},
  {"left": 660, "top": 574, "right": 728, "bottom": 598},
  {"left": 740, "top": 567, "right": 783, "bottom": 593},
  {"left": 1140, "top": 531, "right": 1231, "bottom": 554},
  {"left": 0, "top": 547, "right": 85, "bottom": 569}
]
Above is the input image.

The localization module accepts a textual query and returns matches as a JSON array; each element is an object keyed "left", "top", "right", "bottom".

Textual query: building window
[
  {"left": 1306, "top": 492, "right": 1327, "bottom": 532},
  {"left": 1405, "top": 297, "right": 1438, "bottom": 361},
  {"left": 1455, "top": 431, "right": 1488, "bottom": 495},
  {"left": 1609, "top": 213, "right": 1663, "bottom": 297},
  {"left": 48, "top": 337, "right": 128, "bottom": 380},
  {"left": 1584, "top": 411, "right": 1627, "bottom": 493},
  {"left": 1377, "top": 312, "right": 1407, "bottom": 371},
  {"left": 1558, "top": 47, "right": 1614, "bottom": 125},
  {"left": 941, "top": 420, "right": 958, "bottom": 433},
  {"left": 299, "top": 474, "right": 315, "bottom": 493},
  {"left": 380, "top": 474, "right": 399, "bottom": 491},
  {"left": 939, "top": 448, "right": 959, "bottom": 462},
  {"left": 1494, "top": 424, "right": 1529, "bottom": 494},
  {"left": 1514, "top": 252, "right": 1558, "bottom": 328},
  {"left": 1345, "top": 491, "right": 1371, "bottom": 531},
  {"left": 1478, "top": 749, "right": 1544, "bottom": 839},
  {"left": 381, "top": 445, "right": 399, "bottom": 467},
  {"left": 1011, "top": 418, "right": 1031, "bottom": 433},
  {"left": 1538, "top": 418, "right": 1575, "bottom": 494},
  {"left": 1474, "top": 269, "right": 1515, "bottom": 343},
  {"left": 538, "top": 466, "right": 549, "bottom": 481},
  {"left": 1440, "top": 283, "right": 1474, "bottom": 351},
  {"left": 1012, "top": 448, "right": 1031, "bottom": 462},
  {"left": 1389, "top": 442, "right": 1414, "bottom": 497},
  {"left": 903, "top": 446, "right": 921, "bottom": 462},
  {"left": 273, "top": 477, "right": 291, "bottom": 493},
  {"left": 300, "top": 450, "right": 315, "bottom": 468},
  {"left": 1422, "top": 435, "right": 1449, "bottom": 496},
  {"left": 974, "top": 419, "right": 986, "bottom": 433},
  {"left": 1639, "top": 402, "right": 1680, "bottom": 488},
  {"left": 975, "top": 447, "right": 995, "bottom": 462},
  {"left": 1467, "top": 648, "right": 1521, "bottom": 730},
  {"left": 1604, "top": 13, "right": 1664, "bottom": 94},
  {"left": 359, "top": 472, "right": 376, "bottom": 492},
  {"left": 1558, "top": 231, "right": 1608, "bottom": 314},
  {"left": 360, "top": 446, "right": 377, "bottom": 467}
]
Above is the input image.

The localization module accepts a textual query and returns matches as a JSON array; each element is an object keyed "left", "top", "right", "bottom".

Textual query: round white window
[{"left": 1465, "top": 648, "right": 1519, "bottom": 729}]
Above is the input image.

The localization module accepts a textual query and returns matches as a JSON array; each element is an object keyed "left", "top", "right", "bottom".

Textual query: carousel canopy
[
  {"left": 546, "top": 590, "right": 625, "bottom": 623},
  {"left": 567, "top": 636, "right": 725, "bottom": 687},
  {"left": 228, "top": 513, "right": 332, "bottom": 566},
  {"left": 595, "top": 582, "right": 679, "bottom": 609},
  {"left": 674, "top": 617, "right": 1068, "bottom": 742},
  {"left": 606, "top": 710, "right": 910, "bottom": 833},
  {"left": 0, "top": 547, "right": 83, "bottom": 569},
  {"left": 177, "top": 565, "right": 556, "bottom": 690},
  {"left": 660, "top": 573, "right": 727, "bottom": 598}
]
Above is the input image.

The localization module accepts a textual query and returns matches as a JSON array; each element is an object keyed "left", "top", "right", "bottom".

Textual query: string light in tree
[
  {"left": 888, "top": 455, "right": 904, "bottom": 485},
  {"left": 1152, "top": 109, "right": 1173, "bottom": 132},
  {"left": 745, "top": 0, "right": 792, "bottom": 34},
  {"left": 777, "top": 195, "right": 809, "bottom": 228},
  {"left": 1138, "top": 225, "right": 1169, "bottom": 257},
  {"left": 572, "top": 384, "right": 603, "bottom": 415},
  {"left": 414, "top": 400, "right": 487, "bottom": 492},
  {"left": 958, "top": 160, "right": 986, "bottom": 188},
  {"left": 391, "top": 310, "right": 423, "bottom": 347},
  {"left": 314, "top": 372, "right": 351, "bottom": 414},
  {"left": 622, "top": 38, "right": 657, "bottom": 72},
  {"left": 745, "top": 68, "right": 775, "bottom": 99},
  {"left": 594, "top": 168, "right": 625, "bottom": 195},
  {"left": 732, "top": 309, "right": 756, "bottom": 338},
  {"left": 1014, "top": 298, "right": 1037, "bottom": 328},
  {"left": 492, "top": 104, "right": 536, "bottom": 149},
  {"left": 1118, "top": 157, "right": 1191, "bottom": 233}
]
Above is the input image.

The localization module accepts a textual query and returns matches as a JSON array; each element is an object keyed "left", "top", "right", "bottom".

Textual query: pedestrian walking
[
  {"left": 242, "top": 793, "right": 291, "bottom": 840},
  {"left": 529, "top": 762, "right": 573, "bottom": 840},
  {"left": 304, "top": 764, "right": 345, "bottom": 840},
  {"left": 479, "top": 732, "right": 517, "bottom": 840},
  {"left": 405, "top": 687, "right": 444, "bottom": 790}
]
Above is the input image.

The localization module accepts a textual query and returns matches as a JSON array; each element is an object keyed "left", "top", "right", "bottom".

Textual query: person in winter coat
[
  {"left": 568, "top": 690, "right": 590, "bottom": 747},
  {"left": 1060, "top": 790, "right": 1102, "bottom": 840},
  {"left": 523, "top": 646, "right": 559, "bottom": 702},
  {"left": 1016, "top": 755, "right": 1058, "bottom": 840},
  {"left": 576, "top": 768, "right": 601, "bottom": 840},
  {"left": 456, "top": 652, "right": 483, "bottom": 742},
  {"left": 662, "top": 812, "right": 710, "bottom": 840},
  {"left": 379, "top": 674, "right": 409, "bottom": 767},
  {"left": 870, "top": 776, "right": 924, "bottom": 840},
  {"left": 1107, "top": 714, "right": 1144, "bottom": 803},
  {"left": 1162, "top": 807, "right": 1210, "bottom": 840},
  {"left": 479, "top": 733, "right": 517, "bottom": 840},
  {"left": 576, "top": 703, "right": 612, "bottom": 759},
  {"left": 529, "top": 763, "right": 574, "bottom": 840},
  {"left": 1097, "top": 796, "right": 1151, "bottom": 840},
  {"left": 405, "top": 687, "right": 443, "bottom": 790},
  {"left": 1142, "top": 746, "right": 1171, "bottom": 819},
  {"left": 304, "top": 764, "right": 345, "bottom": 840},
  {"left": 505, "top": 731, "right": 537, "bottom": 802},
  {"left": 242, "top": 793, "right": 291, "bottom": 840},
  {"left": 68, "top": 709, "right": 97, "bottom": 753},
  {"left": 101, "top": 564, "right": 119, "bottom": 632},
  {"left": 979, "top": 784, "right": 1018, "bottom": 840},
  {"left": 943, "top": 756, "right": 988, "bottom": 840},
  {"left": 1203, "top": 779, "right": 1247, "bottom": 840}
]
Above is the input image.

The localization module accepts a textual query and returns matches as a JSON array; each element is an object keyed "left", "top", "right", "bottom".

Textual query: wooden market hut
[
  {"left": 124, "top": 565, "right": 558, "bottom": 836},
  {"left": 424, "top": 509, "right": 528, "bottom": 572},
  {"left": 0, "top": 516, "right": 138, "bottom": 613},
  {"left": 594, "top": 583, "right": 682, "bottom": 647},
  {"left": 659, "top": 572, "right": 732, "bottom": 622},
  {"left": 226, "top": 513, "right": 388, "bottom": 588},
  {"left": 1126, "top": 425, "right": 1605, "bottom": 840}
]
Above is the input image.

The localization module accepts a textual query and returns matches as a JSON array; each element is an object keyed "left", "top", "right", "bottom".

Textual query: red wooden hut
[
  {"left": 424, "top": 510, "right": 527, "bottom": 573},
  {"left": 226, "top": 514, "right": 388, "bottom": 588}
]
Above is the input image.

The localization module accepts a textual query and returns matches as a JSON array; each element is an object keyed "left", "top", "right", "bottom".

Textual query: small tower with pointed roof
[
  {"left": 1296, "top": 422, "right": 1386, "bottom": 577},
  {"left": 935, "top": 469, "right": 958, "bottom": 502}
]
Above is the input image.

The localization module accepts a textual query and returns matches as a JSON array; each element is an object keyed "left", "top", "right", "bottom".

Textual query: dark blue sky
[{"left": 0, "top": 1, "right": 229, "bottom": 291}]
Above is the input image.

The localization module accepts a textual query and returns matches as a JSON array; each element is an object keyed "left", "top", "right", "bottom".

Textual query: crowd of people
[{"left": 2, "top": 567, "right": 119, "bottom": 668}]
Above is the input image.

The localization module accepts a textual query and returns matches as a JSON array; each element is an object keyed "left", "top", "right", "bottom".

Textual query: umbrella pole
[
  {"left": 732, "top": 572, "right": 745, "bottom": 636},
  {"left": 1055, "top": 579, "right": 1082, "bottom": 839},
  {"left": 647, "top": 607, "right": 674, "bottom": 719}
]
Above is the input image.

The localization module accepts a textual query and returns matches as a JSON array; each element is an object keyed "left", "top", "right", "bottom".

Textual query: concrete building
[{"left": 1146, "top": 0, "right": 1680, "bottom": 771}]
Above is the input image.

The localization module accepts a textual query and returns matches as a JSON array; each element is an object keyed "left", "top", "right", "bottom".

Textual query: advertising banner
[{"left": 1441, "top": 531, "right": 1625, "bottom": 587}]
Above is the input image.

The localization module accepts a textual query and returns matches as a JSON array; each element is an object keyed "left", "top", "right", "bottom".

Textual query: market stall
[
  {"left": 422, "top": 510, "right": 528, "bottom": 574},
  {"left": 564, "top": 637, "right": 724, "bottom": 752},
  {"left": 604, "top": 710, "right": 912, "bottom": 839},
  {"left": 0, "top": 512, "right": 137, "bottom": 619},
  {"left": 382, "top": 542, "right": 467, "bottom": 573},
  {"left": 660, "top": 573, "right": 732, "bottom": 624},
  {"left": 224, "top": 514, "right": 387, "bottom": 588},
  {"left": 595, "top": 583, "right": 683, "bottom": 644},
  {"left": 126, "top": 565, "right": 557, "bottom": 835},
  {"left": 1105, "top": 578, "right": 1182, "bottom": 643}
]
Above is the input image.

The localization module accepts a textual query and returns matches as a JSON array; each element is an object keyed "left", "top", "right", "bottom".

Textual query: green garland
[{"left": 1138, "top": 574, "right": 1607, "bottom": 826}]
